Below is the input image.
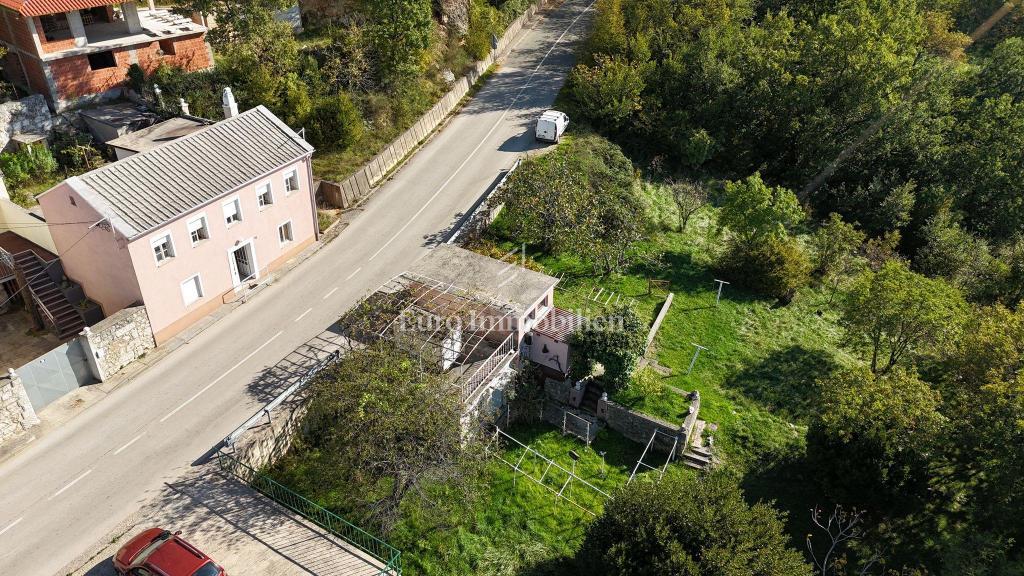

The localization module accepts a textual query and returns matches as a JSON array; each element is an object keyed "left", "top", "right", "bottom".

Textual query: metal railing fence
[{"left": 217, "top": 450, "right": 402, "bottom": 575}]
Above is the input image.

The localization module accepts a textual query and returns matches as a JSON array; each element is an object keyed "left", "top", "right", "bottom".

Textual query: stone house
[
  {"left": 37, "top": 104, "right": 318, "bottom": 344},
  {"left": 0, "top": 0, "right": 212, "bottom": 111}
]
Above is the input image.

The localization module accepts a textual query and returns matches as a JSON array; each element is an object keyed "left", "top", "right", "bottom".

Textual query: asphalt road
[{"left": 0, "top": 1, "right": 593, "bottom": 573}]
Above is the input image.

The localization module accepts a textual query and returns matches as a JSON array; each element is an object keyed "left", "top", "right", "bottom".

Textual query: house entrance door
[{"left": 229, "top": 243, "right": 257, "bottom": 286}]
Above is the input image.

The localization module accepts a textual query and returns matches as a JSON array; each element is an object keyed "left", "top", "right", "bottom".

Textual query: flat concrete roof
[
  {"left": 410, "top": 244, "right": 558, "bottom": 314},
  {"left": 107, "top": 117, "right": 209, "bottom": 154}
]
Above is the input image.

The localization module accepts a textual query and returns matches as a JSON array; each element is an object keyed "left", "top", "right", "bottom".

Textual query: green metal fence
[{"left": 217, "top": 451, "right": 402, "bottom": 575}]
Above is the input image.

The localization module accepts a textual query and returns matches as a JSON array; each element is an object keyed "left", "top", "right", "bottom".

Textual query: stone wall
[
  {"left": 0, "top": 95, "right": 52, "bottom": 151},
  {"left": 79, "top": 305, "right": 156, "bottom": 382},
  {"left": 0, "top": 369, "right": 39, "bottom": 444},
  {"left": 231, "top": 392, "right": 308, "bottom": 472},
  {"left": 601, "top": 399, "right": 684, "bottom": 457}
]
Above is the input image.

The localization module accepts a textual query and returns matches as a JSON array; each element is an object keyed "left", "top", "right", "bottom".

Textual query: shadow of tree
[
  {"left": 725, "top": 345, "right": 840, "bottom": 423},
  {"left": 77, "top": 466, "right": 384, "bottom": 576},
  {"left": 740, "top": 448, "right": 821, "bottom": 551}
]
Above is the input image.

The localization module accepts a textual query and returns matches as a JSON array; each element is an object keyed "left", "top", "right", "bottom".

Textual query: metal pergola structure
[{"left": 339, "top": 272, "right": 519, "bottom": 401}]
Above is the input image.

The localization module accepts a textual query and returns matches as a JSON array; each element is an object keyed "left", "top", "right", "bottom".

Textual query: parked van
[{"left": 535, "top": 110, "right": 569, "bottom": 143}]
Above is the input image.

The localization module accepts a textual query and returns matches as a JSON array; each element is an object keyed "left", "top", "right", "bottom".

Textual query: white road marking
[
  {"left": 368, "top": 0, "right": 594, "bottom": 263},
  {"left": 345, "top": 267, "right": 363, "bottom": 281},
  {"left": 322, "top": 287, "right": 339, "bottom": 300},
  {"left": 294, "top": 308, "right": 313, "bottom": 322},
  {"left": 48, "top": 469, "right": 92, "bottom": 501},
  {"left": 113, "top": 434, "right": 143, "bottom": 455},
  {"left": 0, "top": 517, "right": 23, "bottom": 537},
  {"left": 159, "top": 330, "right": 284, "bottom": 423}
]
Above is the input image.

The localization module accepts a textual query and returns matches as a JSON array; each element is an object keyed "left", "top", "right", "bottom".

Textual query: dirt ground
[{"left": 0, "top": 306, "right": 60, "bottom": 371}]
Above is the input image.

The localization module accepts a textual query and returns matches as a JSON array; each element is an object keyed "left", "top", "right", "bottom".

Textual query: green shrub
[
  {"left": 628, "top": 366, "right": 663, "bottom": 397},
  {"left": 0, "top": 146, "right": 57, "bottom": 190},
  {"left": 570, "top": 305, "right": 646, "bottom": 390},
  {"left": 466, "top": 0, "right": 502, "bottom": 60},
  {"left": 718, "top": 236, "right": 812, "bottom": 303},
  {"left": 577, "top": 471, "right": 810, "bottom": 575},
  {"left": 307, "top": 92, "right": 364, "bottom": 150}
]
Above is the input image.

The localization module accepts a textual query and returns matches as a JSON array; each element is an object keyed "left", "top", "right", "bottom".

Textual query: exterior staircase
[
  {"left": 12, "top": 250, "right": 86, "bottom": 340},
  {"left": 682, "top": 444, "right": 713, "bottom": 470}
]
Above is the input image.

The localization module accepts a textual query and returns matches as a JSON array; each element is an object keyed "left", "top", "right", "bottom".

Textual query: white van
[{"left": 535, "top": 110, "right": 569, "bottom": 143}]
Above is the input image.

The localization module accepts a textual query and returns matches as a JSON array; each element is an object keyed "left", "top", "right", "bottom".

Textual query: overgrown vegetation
[
  {"left": 515, "top": 0, "right": 1024, "bottom": 572},
  {"left": 155, "top": 0, "right": 535, "bottom": 182},
  {"left": 1, "top": 134, "right": 104, "bottom": 207}
]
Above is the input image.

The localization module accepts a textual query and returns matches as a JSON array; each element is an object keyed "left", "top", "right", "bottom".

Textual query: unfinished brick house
[{"left": 0, "top": 1, "right": 212, "bottom": 110}]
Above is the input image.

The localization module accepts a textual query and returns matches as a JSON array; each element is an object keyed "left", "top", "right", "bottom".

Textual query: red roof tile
[{"left": 0, "top": 0, "right": 115, "bottom": 17}]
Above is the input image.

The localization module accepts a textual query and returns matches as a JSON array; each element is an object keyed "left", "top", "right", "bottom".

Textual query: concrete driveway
[{"left": 0, "top": 0, "right": 594, "bottom": 573}]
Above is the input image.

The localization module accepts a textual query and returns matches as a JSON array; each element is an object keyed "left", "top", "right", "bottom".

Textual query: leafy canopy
[
  {"left": 840, "top": 259, "right": 966, "bottom": 373},
  {"left": 577, "top": 470, "right": 811, "bottom": 576}
]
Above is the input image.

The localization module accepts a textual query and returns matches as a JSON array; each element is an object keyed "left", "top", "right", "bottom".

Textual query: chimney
[
  {"left": 179, "top": 98, "right": 190, "bottom": 115},
  {"left": 222, "top": 87, "right": 238, "bottom": 119}
]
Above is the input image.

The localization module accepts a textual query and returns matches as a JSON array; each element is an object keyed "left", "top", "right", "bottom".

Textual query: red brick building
[{"left": 0, "top": 1, "right": 212, "bottom": 110}]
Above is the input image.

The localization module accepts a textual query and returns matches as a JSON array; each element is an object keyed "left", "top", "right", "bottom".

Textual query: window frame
[
  {"left": 150, "top": 233, "right": 175, "bottom": 265},
  {"left": 278, "top": 220, "right": 294, "bottom": 246},
  {"left": 180, "top": 273, "right": 204, "bottom": 306},
  {"left": 256, "top": 180, "right": 274, "bottom": 209},
  {"left": 222, "top": 196, "right": 242, "bottom": 227},
  {"left": 284, "top": 169, "right": 300, "bottom": 196},
  {"left": 186, "top": 213, "right": 209, "bottom": 246}
]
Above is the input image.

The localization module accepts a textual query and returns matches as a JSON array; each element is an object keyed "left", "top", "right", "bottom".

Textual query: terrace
[
  {"left": 37, "top": 7, "right": 206, "bottom": 60},
  {"left": 338, "top": 272, "right": 518, "bottom": 404}
]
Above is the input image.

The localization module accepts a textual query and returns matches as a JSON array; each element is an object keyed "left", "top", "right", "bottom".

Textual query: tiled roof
[
  {"left": 0, "top": 0, "right": 114, "bottom": 17},
  {"left": 61, "top": 106, "right": 313, "bottom": 238}
]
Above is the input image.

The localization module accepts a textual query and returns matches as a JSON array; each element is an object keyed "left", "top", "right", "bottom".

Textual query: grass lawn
[
  {"left": 485, "top": 182, "right": 859, "bottom": 544},
  {"left": 269, "top": 422, "right": 665, "bottom": 575}
]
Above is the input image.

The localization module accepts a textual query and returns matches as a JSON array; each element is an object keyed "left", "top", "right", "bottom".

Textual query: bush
[
  {"left": 570, "top": 305, "right": 646, "bottom": 390},
  {"left": 718, "top": 236, "right": 811, "bottom": 303},
  {"left": 307, "top": 92, "right": 364, "bottom": 150},
  {"left": 577, "top": 471, "right": 810, "bottom": 576},
  {"left": 466, "top": 0, "right": 502, "bottom": 60},
  {"left": 52, "top": 132, "right": 101, "bottom": 172},
  {"left": 0, "top": 146, "right": 57, "bottom": 190}
]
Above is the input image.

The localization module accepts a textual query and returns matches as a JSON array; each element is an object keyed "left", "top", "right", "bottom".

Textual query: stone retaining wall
[
  {"left": 79, "top": 305, "right": 155, "bottom": 382},
  {"left": 600, "top": 399, "right": 684, "bottom": 457},
  {"left": 231, "top": 392, "right": 308, "bottom": 472},
  {"left": 0, "top": 370, "right": 39, "bottom": 444}
]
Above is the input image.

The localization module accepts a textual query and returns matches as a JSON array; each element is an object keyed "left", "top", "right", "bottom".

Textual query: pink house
[{"left": 37, "top": 105, "right": 317, "bottom": 344}]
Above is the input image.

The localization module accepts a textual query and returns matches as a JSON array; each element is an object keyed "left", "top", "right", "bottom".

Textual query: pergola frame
[{"left": 338, "top": 272, "right": 519, "bottom": 393}]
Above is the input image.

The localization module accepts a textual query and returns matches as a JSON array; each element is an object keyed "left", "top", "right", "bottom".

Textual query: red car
[{"left": 113, "top": 528, "right": 226, "bottom": 576}]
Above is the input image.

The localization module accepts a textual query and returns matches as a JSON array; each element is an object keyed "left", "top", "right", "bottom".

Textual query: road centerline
[
  {"left": 48, "top": 470, "right": 92, "bottom": 501},
  {"left": 0, "top": 517, "right": 23, "bottom": 537},
  {"left": 322, "top": 287, "right": 339, "bottom": 300},
  {"left": 294, "top": 308, "right": 313, "bottom": 322},
  {"left": 159, "top": 330, "right": 284, "bottom": 423},
  {"left": 113, "top": 434, "right": 144, "bottom": 456},
  {"left": 344, "top": 267, "right": 363, "bottom": 281}
]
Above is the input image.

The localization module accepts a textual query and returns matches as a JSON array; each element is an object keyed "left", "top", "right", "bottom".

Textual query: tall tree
[
  {"left": 840, "top": 260, "right": 966, "bottom": 373},
  {"left": 808, "top": 366, "right": 946, "bottom": 513}
]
